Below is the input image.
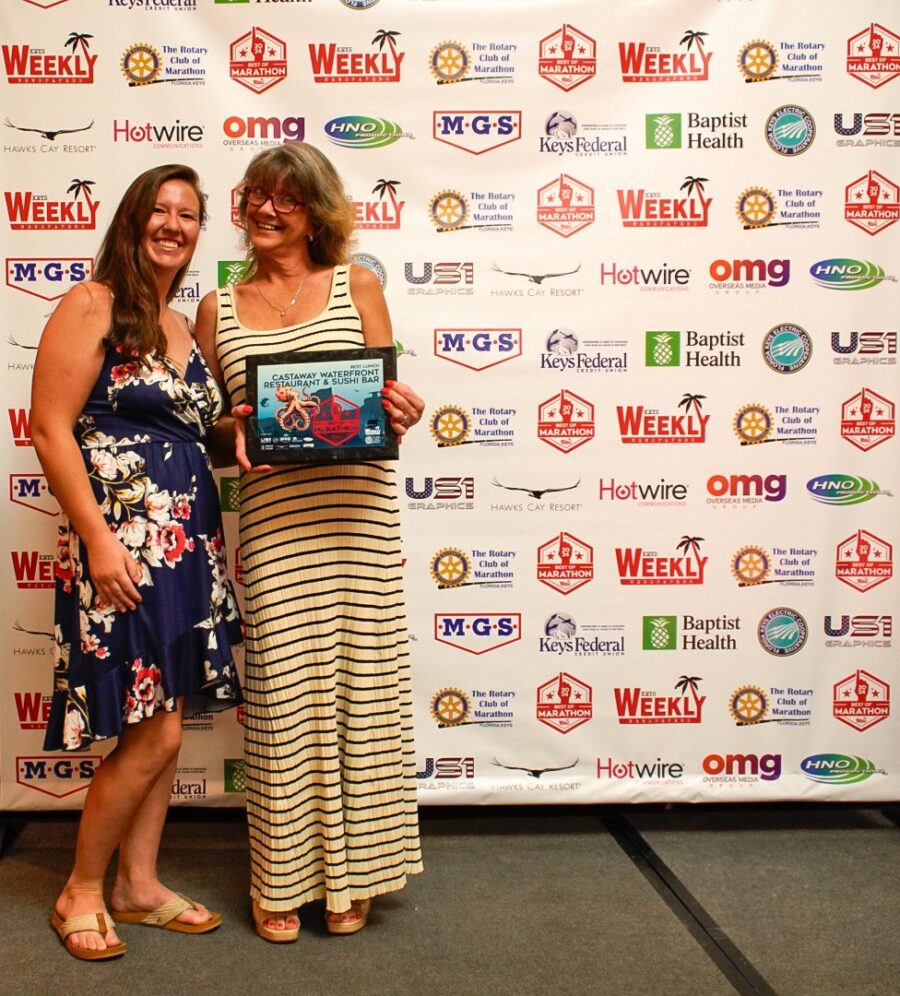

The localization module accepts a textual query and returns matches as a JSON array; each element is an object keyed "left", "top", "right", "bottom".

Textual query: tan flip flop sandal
[
  {"left": 51, "top": 909, "right": 127, "bottom": 960},
  {"left": 113, "top": 893, "right": 221, "bottom": 933}
]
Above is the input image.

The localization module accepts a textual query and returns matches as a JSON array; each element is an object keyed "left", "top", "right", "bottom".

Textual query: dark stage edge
[{"left": 0, "top": 805, "right": 897, "bottom": 996}]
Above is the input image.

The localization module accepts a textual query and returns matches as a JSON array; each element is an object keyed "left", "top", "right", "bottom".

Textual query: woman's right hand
[
  {"left": 232, "top": 404, "right": 272, "bottom": 473},
  {"left": 86, "top": 533, "right": 143, "bottom": 613}
]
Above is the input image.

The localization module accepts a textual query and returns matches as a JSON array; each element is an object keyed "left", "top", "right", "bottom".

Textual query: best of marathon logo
[
  {"left": 617, "top": 393, "right": 709, "bottom": 443},
  {"left": 537, "top": 531, "right": 593, "bottom": 595},
  {"left": 538, "top": 24, "right": 596, "bottom": 92},
  {"left": 834, "top": 669, "right": 890, "bottom": 732},
  {"left": 6, "top": 258, "right": 91, "bottom": 300},
  {"left": 835, "top": 529, "right": 892, "bottom": 593},
  {"left": 537, "top": 389, "right": 594, "bottom": 453},
  {"left": 846, "top": 23, "right": 900, "bottom": 89},
  {"left": 536, "top": 672, "right": 592, "bottom": 733},
  {"left": 618, "top": 176, "right": 712, "bottom": 227},
  {"left": 619, "top": 29, "right": 712, "bottom": 82},
  {"left": 230, "top": 27, "right": 286, "bottom": 94},
  {"left": 845, "top": 170, "right": 899, "bottom": 235},
  {"left": 615, "top": 676, "right": 705, "bottom": 724},
  {"left": 537, "top": 174, "right": 594, "bottom": 237},
  {"left": 311, "top": 30, "right": 403, "bottom": 83},
  {"left": 5, "top": 180, "right": 99, "bottom": 231},
  {"left": 3, "top": 32, "right": 97, "bottom": 84},
  {"left": 616, "top": 536, "right": 707, "bottom": 586},
  {"left": 841, "top": 388, "right": 895, "bottom": 450}
]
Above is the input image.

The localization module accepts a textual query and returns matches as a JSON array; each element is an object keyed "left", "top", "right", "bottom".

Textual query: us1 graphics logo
[
  {"left": 405, "top": 262, "right": 473, "bottom": 296},
  {"left": 824, "top": 613, "right": 892, "bottom": 648},
  {"left": 831, "top": 331, "right": 897, "bottom": 366},
  {"left": 834, "top": 111, "right": 900, "bottom": 148},
  {"left": 405, "top": 476, "right": 474, "bottom": 511},
  {"left": 619, "top": 29, "right": 712, "bottom": 82},
  {"left": 538, "top": 24, "right": 596, "bottom": 92},
  {"left": 833, "top": 670, "right": 890, "bottom": 731}
]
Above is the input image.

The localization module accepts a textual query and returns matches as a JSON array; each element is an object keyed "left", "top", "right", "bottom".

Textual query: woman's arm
[
  {"left": 195, "top": 290, "right": 238, "bottom": 468},
  {"left": 349, "top": 264, "right": 424, "bottom": 435},
  {"left": 30, "top": 282, "right": 142, "bottom": 612}
]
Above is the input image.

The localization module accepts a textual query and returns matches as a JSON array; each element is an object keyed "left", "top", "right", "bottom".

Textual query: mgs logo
[
  {"left": 619, "top": 30, "right": 712, "bottom": 82},
  {"left": 9, "top": 475, "right": 59, "bottom": 515},
  {"left": 434, "top": 614, "right": 521, "bottom": 655},
  {"left": 833, "top": 669, "right": 890, "bottom": 731},
  {"left": 434, "top": 328, "right": 521, "bottom": 371},
  {"left": 841, "top": 388, "right": 894, "bottom": 451},
  {"left": 537, "top": 390, "right": 594, "bottom": 453},
  {"left": 618, "top": 175, "right": 712, "bottom": 227},
  {"left": 17, "top": 755, "right": 101, "bottom": 798},
  {"left": 432, "top": 111, "right": 521, "bottom": 154},
  {"left": 536, "top": 672, "right": 592, "bottom": 733},
  {"left": 846, "top": 23, "right": 900, "bottom": 88},
  {"left": 835, "top": 529, "right": 892, "bottom": 593},
  {"left": 2, "top": 32, "right": 97, "bottom": 84},
  {"left": 230, "top": 28, "right": 287, "bottom": 94},
  {"left": 537, "top": 532, "right": 593, "bottom": 595},
  {"left": 5, "top": 180, "right": 99, "bottom": 231},
  {"left": 845, "top": 170, "right": 899, "bottom": 234},
  {"left": 6, "top": 258, "right": 92, "bottom": 300},
  {"left": 538, "top": 24, "right": 596, "bottom": 92},
  {"left": 537, "top": 174, "right": 595, "bottom": 237}
]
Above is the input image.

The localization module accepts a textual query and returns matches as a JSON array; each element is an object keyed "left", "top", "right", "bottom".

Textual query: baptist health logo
[
  {"left": 646, "top": 114, "right": 681, "bottom": 149},
  {"left": 643, "top": 615, "right": 677, "bottom": 650}
]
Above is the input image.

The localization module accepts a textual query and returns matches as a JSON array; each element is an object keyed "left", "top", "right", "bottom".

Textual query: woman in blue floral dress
[{"left": 31, "top": 164, "right": 242, "bottom": 960}]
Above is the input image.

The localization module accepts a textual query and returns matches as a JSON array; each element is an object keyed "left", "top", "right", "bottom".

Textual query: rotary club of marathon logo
[
  {"left": 732, "top": 403, "right": 817, "bottom": 445},
  {"left": 120, "top": 42, "right": 207, "bottom": 87},
  {"left": 846, "top": 22, "right": 900, "bottom": 89},
  {"left": 845, "top": 170, "right": 899, "bottom": 235},
  {"left": 736, "top": 38, "right": 823, "bottom": 83},
  {"left": 537, "top": 174, "right": 595, "bottom": 237},
  {"left": 229, "top": 27, "right": 287, "bottom": 94},
  {"left": 841, "top": 388, "right": 895, "bottom": 451},
  {"left": 429, "top": 40, "right": 514, "bottom": 85},
  {"left": 835, "top": 529, "right": 893, "bottom": 593},
  {"left": 731, "top": 545, "right": 814, "bottom": 587},
  {"left": 537, "top": 24, "right": 596, "bottom": 92},
  {"left": 537, "top": 531, "right": 593, "bottom": 595},
  {"left": 537, "top": 389, "right": 594, "bottom": 453},
  {"left": 833, "top": 670, "right": 890, "bottom": 732}
]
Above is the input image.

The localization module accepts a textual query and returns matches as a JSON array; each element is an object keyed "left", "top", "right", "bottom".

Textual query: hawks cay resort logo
[
  {"left": 429, "top": 188, "right": 514, "bottom": 233},
  {"left": 541, "top": 109, "right": 627, "bottom": 158},
  {"left": 810, "top": 258, "right": 889, "bottom": 291},
  {"left": 229, "top": 28, "right": 285, "bottom": 94},
  {"left": 221, "top": 115, "right": 303, "bottom": 152},
  {"left": 428, "top": 402, "right": 515, "bottom": 447},
  {"left": 732, "top": 401, "right": 820, "bottom": 445},
  {"left": 434, "top": 327, "right": 521, "bottom": 372},
  {"left": 5, "top": 179, "right": 99, "bottom": 231},
  {"left": 537, "top": 389, "right": 593, "bottom": 454},
  {"left": 737, "top": 37, "right": 824, "bottom": 83},
  {"left": 617, "top": 392, "right": 709, "bottom": 444},
  {"left": 4, "top": 117, "right": 96, "bottom": 155},
  {"left": 736, "top": 186, "right": 821, "bottom": 230},
  {"left": 429, "top": 38, "right": 516, "bottom": 85},
  {"left": 311, "top": 29, "right": 403, "bottom": 83},
  {"left": 618, "top": 175, "right": 711, "bottom": 227},
  {"left": 731, "top": 544, "right": 816, "bottom": 587},
  {"left": 491, "top": 260, "right": 584, "bottom": 297},
  {"left": 765, "top": 105, "right": 816, "bottom": 155},
  {"left": 490, "top": 476, "right": 583, "bottom": 514},
  {"left": 846, "top": 22, "right": 900, "bottom": 88},
  {"left": 538, "top": 24, "right": 596, "bottom": 92},
  {"left": 841, "top": 387, "right": 894, "bottom": 451},
  {"left": 762, "top": 323, "right": 812, "bottom": 373},
  {"left": 646, "top": 329, "right": 743, "bottom": 368},
  {"left": 824, "top": 612, "right": 892, "bottom": 649},
  {"left": 831, "top": 330, "right": 897, "bottom": 365},
  {"left": 539, "top": 611, "right": 624, "bottom": 658},
  {"left": 619, "top": 28, "right": 712, "bottom": 82},
  {"left": 429, "top": 545, "right": 515, "bottom": 590},
  {"left": 537, "top": 174, "right": 594, "bottom": 237},
  {"left": 405, "top": 475, "right": 475, "bottom": 511},
  {"left": 833, "top": 669, "right": 890, "bottom": 732},
  {"left": 615, "top": 675, "right": 705, "bottom": 725},
  {"left": 6, "top": 258, "right": 91, "bottom": 300},
  {"left": 405, "top": 261, "right": 473, "bottom": 296},
  {"left": 354, "top": 179, "right": 404, "bottom": 230},
  {"left": 729, "top": 684, "right": 812, "bottom": 727},
  {"left": 616, "top": 535, "right": 707, "bottom": 586},
  {"left": 645, "top": 111, "right": 747, "bottom": 150},
  {"left": 3, "top": 31, "right": 96, "bottom": 84},
  {"left": 709, "top": 256, "right": 790, "bottom": 291},
  {"left": 642, "top": 614, "right": 739, "bottom": 651},
  {"left": 845, "top": 170, "right": 899, "bottom": 235},
  {"left": 835, "top": 529, "right": 892, "bottom": 593},
  {"left": 541, "top": 327, "right": 628, "bottom": 374},
  {"left": 834, "top": 110, "right": 900, "bottom": 148},
  {"left": 121, "top": 40, "right": 208, "bottom": 87},
  {"left": 433, "top": 111, "right": 521, "bottom": 155}
]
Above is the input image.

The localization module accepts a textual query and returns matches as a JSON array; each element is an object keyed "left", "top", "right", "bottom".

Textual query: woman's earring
[{"left": 308, "top": 231, "right": 315, "bottom": 243}]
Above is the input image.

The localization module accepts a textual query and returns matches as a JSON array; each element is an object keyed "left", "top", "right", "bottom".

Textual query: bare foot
[
  {"left": 326, "top": 899, "right": 371, "bottom": 933},
  {"left": 110, "top": 878, "right": 213, "bottom": 928},
  {"left": 54, "top": 885, "right": 121, "bottom": 953}
]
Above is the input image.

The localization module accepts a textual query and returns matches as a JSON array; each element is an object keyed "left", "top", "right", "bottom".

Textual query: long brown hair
[
  {"left": 95, "top": 164, "right": 206, "bottom": 360},
  {"left": 236, "top": 144, "right": 355, "bottom": 271}
]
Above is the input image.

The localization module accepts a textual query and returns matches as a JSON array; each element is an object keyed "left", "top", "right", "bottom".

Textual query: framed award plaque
[{"left": 244, "top": 346, "right": 399, "bottom": 465}]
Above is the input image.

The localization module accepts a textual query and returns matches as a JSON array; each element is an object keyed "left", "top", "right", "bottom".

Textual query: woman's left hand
[{"left": 381, "top": 380, "right": 425, "bottom": 439}]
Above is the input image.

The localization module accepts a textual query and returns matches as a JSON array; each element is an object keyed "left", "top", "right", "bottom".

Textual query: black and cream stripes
[{"left": 216, "top": 267, "right": 422, "bottom": 913}]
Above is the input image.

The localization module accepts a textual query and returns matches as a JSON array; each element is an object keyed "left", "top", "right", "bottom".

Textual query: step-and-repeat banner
[{"left": 1, "top": 0, "right": 897, "bottom": 808}]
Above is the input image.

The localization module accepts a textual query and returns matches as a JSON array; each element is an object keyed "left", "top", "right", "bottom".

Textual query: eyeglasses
[{"left": 242, "top": 186, "right": 304, "bottom": 215}]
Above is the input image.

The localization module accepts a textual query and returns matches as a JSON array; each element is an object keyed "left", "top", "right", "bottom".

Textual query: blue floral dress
[{"left": 43, "top": 343, "right": 243, "bottom": 752}]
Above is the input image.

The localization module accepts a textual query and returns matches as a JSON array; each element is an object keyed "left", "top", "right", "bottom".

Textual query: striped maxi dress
[{"left": 215, "top": 266, "right": 423, "bottom": 913}]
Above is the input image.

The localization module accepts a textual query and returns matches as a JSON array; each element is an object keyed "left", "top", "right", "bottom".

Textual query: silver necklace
[{"left": 255, "top": 277, "right": 305, "bottom": 322}]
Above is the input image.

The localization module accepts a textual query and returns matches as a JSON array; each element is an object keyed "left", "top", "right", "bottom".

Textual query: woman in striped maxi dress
[{"left": 196, "top": 144, "right": 424, "bottom": 942}]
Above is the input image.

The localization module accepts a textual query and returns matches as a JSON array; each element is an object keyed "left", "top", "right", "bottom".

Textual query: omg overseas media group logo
[
  {"left": 221, "top": 115, "right": 303, "bottom": 153},
  {"left": 2, "top": 31, "right": 96, "bottom": 84}
]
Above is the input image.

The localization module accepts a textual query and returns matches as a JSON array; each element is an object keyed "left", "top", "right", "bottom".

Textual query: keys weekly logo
[
  {"left": 354, "top": 179, "right": 404, "bottom": 229},
  {"left": 617, "top": 393, "right": 709, "bottom": 443},
  {"left": 616, "top": 535, "right": 707, "bottom": 585},
  {"left": 5, "top": 179, "right": 99, "bottom": 231},
  {"left": 309, "top": 29, "right": 404, "bottom": 83},
  {"left": 615, "top": 676, "right": 705, "bottom": 724},
  {"left": 11, "top": 550, "right": 55, "bottom": 589},
  {"left": 618, "top": 175, "right": 712, "bottom": 227},
  {"left": 2, "top": 32, "right": 97, "bottom": 84},
  {"left": 619, "top": 29, "right": 712, "bottom": 83}
]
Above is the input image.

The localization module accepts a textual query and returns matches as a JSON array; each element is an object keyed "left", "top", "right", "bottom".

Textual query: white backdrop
[{"left": 1, "top": 0, "right": 897, "bottom": 808}]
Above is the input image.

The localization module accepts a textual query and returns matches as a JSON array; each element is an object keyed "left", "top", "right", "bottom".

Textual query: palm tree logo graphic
[
  {"left": 678, "top": 393, "right": 706, "bottom": 420},
  {"left": 680, "top": 175, "right": 708, "bottom": 198},
  {"left": 679, "top": 30, "right": 708, "bottom": 52},
  {"left": 65, "top": 32, "right": 93, "bottom": 60},
  {"left": 372, "top": 30, "right": 401, "bottom": 58},
  {"left": 67, "top": 178, "right": 95, "bottom": 213},
  {"left": 372, "top": 178, "right": 401, "bottom": 219},
  {"left": 674, "top": 675, "right": 703, "bottom": 718}
]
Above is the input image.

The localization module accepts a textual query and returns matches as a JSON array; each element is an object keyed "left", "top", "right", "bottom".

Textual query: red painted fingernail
[
  {"left": 380, "top": 387, "right": 390, "bottom": 396},
  {"left": 385, "top": 379, "right": 396, "bottom": 387},
  {"left": 381, "top": 400, "right": 390, "bottom": 409},
  {"left": 242, "top": 405, "right": 252, "bottom": 414}
]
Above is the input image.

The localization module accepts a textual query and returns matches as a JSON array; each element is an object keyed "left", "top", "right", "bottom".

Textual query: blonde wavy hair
[{"left": 237, "top": 144, "right": 356, "bottom": 268}]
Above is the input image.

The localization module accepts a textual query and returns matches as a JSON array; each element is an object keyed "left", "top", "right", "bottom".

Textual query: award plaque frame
[{"left": 245, "top": 346, "right": 399, "bottom": 465}]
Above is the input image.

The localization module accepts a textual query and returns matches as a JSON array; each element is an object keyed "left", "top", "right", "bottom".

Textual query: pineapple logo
[
  {"left": 217, "top": 260, "right": 251, "bottom": 287},
  {"left": 646, "top": 331, "right": 681, "bottom": 367},
  {"left": 224, "top": 759, "right": 246, "bottom": 792},
  {"left": 643, "top": 615, "right": 677, "bottom": 650},
  {"left": 219, "top": 477, "right": 240, "bottom": 513},
  {"left": 646, "top": 113, "right": 682, "bottom": 149}
]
